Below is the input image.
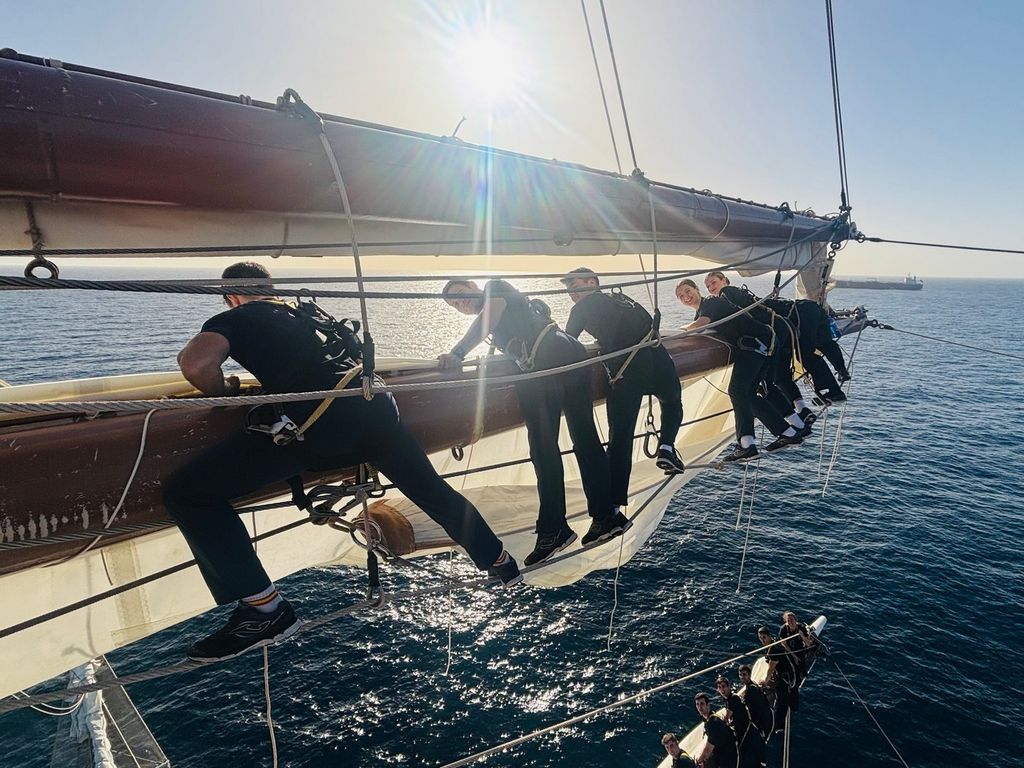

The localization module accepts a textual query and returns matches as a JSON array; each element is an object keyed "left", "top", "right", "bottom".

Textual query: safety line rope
[
  {"left": 597, "top": 0, "right": 639, "bottom": 172},
  {"left": 859, "top": 236, "right": 1024, "bottom": 256},
  {"left": 869, "top": 322, "right": 1024, "bottom": 362},
  {"left": 580, "top": 0, "right": 623, "bottom": 175}
]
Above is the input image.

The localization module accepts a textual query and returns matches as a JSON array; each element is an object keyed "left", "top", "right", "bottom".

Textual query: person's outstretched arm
[{"left": 177, "top": 331, "right": 238, "bottom": 395}]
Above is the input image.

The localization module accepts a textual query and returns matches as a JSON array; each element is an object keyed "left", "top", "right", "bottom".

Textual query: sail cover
[{"left": 0, "top": 52, "right": 835, "bottom": 296}]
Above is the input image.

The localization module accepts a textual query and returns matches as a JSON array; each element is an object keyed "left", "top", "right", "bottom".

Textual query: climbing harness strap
[
  {"left": 513, "top": 322, "right": 557, "bottom": 372},
  {"left": 608, "top": 327, "right": 653, "bottom": 386},
  {"left": 295, "top": 364, "right": 364, "bottom": 439}
]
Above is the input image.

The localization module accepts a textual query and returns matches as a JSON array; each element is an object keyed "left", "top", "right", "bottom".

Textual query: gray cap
[{"left": 559, "top": 266, "right": 599, "bottom": 284}]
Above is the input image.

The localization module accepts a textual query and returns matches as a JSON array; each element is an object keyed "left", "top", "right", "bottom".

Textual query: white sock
[
  {"left": 794, "top": 399, "right": 808, "bottom": 412},
  {"left": 782, "top": 427, "right": 797, "bottom": 437},
  {"left": 242, "top": 584, "right": 282, "bottom": 613},
  {"left": 659, "top": 444, "right": 674, "bottom": 453},
  {"left": 786, "top": 413, "right": 805, "bottom": 429},
  {"left": 492, "top": 550, "right": 510, "bottom": 567},
  {"left": 740, "top": 435, "right": 755, "bottom": 449}
]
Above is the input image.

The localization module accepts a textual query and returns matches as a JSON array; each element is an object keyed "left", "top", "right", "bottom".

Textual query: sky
[{"left": 1, "top": 0, "right": 1022, "bottom": 277}]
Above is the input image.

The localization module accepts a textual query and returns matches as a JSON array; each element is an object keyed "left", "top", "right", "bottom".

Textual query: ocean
[{"left": 1, "top": 266, "right": 1022, "bottom": 767}]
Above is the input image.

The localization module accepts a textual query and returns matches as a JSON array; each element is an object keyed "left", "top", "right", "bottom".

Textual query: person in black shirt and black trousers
[
  {"left": 675, "top": 279, "right": 803, "bottom": 463},
  {"left": 716, "top": 675, "right": 765, "bottom": 768},
  {"left": 440, "top": 279, "right": 627, "bottom": 566},
  {"left": 737, "top": 664, "right": 774, "bottom": 740},
  {"left": 694, "top": 692, "right": 738, "bottom": 768},
  {"left": 166, "top": 263, "right": 521, "bottom": 664},
  {"left": 560, "top": 267, "right": 684, "bottom": 511},
  {"left": 758, "top": 626, "right": 799, "bottom": 731}
]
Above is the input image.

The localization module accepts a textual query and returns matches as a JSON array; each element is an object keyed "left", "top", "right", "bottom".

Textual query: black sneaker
[
  {"left": 837, "top": 371, "right": 852, "bottom": 383},
  {"left": 723, "top": 444, "right": 759, "bottom": 463},
  {"left": 187, "top": 599, "right": 300, "bottom": 663},
  {"left": 817, "top": 388, "right": 847, "bottom": 403},
  {"left": 798, "top": 407, "right": 817, "bottom": 427},
  {"left": 765, "top": 433, "right": 804, "bottom": 452},
  {"left": 796, "top": 422, "right": 814, "bottom": 439},
  {"left": 655, "top": 446, "right": 685, "bottom": 474},
  {"left": 524, "top": 526, "right": 578, "bottom": 566},
  {"left": 581, "top": 511, "right": 633, "bottom": 547},
  {"left": 488, "top": 552, "right": 524, "bottom": 587}
]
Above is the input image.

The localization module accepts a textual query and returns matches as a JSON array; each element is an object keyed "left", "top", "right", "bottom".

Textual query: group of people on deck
[
  {"left": 662, "top": 612, "right": 820, "bottom": 768},
  {"left": 165, "top": 261, "right": 848, "bottom": 663}
]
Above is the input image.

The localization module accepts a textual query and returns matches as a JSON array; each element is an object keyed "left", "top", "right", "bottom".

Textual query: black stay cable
[
  {"left": 859, "top": 236, "right": 1024, "bottom": 256},
  {"left": 825, "top": 0, "right": 851, "bottom": 212},
  {"left": 867, "top": 320, "right": 1024, "bottom": 362}
]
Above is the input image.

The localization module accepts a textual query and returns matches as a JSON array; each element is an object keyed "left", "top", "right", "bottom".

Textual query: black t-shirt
[
  {"left": 565, "top": 290, "right": 653, "bottom": 352},
  {"left": 779, "top": 622, "right": 814, "bottom": 662},
  {"left": 765, "top": 643, "right": 796, "bottom": 682},
  {"left": 696, "top": 295, "right": 771, "bottom": 348},
  {"left": 702, "top": 715, "right": 738, "bottom": 768},
  {"left": 740, "top": 683, "right": 774, "bottom": 736},
  {"left": 670, "top": 753, "right": 698, "bottom": 768},
  {"left": 201, "top": 300, "right": 342, "bottom": 394},
  {"left": 484, "top": 279, "right": 549, "bottom": 353},
  {"left": 724, "top": 693, "right": 751, "bottom": 741}
]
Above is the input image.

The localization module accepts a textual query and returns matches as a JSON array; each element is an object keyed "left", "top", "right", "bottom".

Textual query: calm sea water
[{"left": 1, "top": 266, "right": 1022, "bottom": 767}]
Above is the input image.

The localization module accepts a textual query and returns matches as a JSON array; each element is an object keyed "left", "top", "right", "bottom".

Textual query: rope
[
  {"left": 45, "top": 409, "right": 156, "bottom": 566},
  {"left": 262, "top": 647, "right": 279, "bottom": 768},
  {"left": 579, "top": 0, "right": 623, "bottom": 175},
  {"left": 859, "top": 235, "right": 1024, "bottom": 256},
  {"left": 597, "top": 0, "right": 639, "bottom": 171},
  {"left": 831, "top": 657, "right": 911, "bottom": 767},
  {"left": 821, "top": 325, "right": 865, "bottom": 496},
  {"left": 825, "top": 0, "right": 851, "bottom": 211},
  {"left": 869, "top": 322, "right": 1024, "bottom": 362},
  {"left": 444, "top": 549, "right": 455, "bottom": 676},
  {"left": 735, "top": 426, "right": 763, "bottom": 592},
  {"left": 437, "top": 633, "right": 812, "bottom": 768},
  {"left": 605, "top": 525, "right": 627, "bottom": 651},
  {"left": 0, "top": 222, "right": 836, "bottom": 417}
]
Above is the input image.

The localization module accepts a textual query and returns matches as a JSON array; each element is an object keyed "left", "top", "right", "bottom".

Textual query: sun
[{"left": 454, "top": 24, "right": 530, "bottom": 107}]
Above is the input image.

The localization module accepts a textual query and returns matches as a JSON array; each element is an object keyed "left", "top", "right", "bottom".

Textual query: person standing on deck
[
  {"left": 703, "top": 271, "right": 816, "bottom": 432},
  {"left": 694, "top": 692, "right": 738, "bottom": 768},
  {"left": 439, "top": 279, "right": 628, "bottom": 565},
  {"left": 715, "top": 675, "right": 765, "bottom": 768},
  {"left": 560, "top": 267, "right": 685, "bottom": 512},
  {"left": 675, "top": 279, "right": 802, "bottom": 463},
  {"left": 737, "top": 664, "right": 774, "bottom": 740},
  {"left": 165, "top": 262, "right": 521, "bottom": 664}
]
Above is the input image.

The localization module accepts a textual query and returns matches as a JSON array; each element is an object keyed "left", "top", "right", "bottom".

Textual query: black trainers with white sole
[
  {"left": 488, "top": 552, "right": 524, "bottom": 587},
  {"left": 765, "top": 433, "right": 804, "bottom": 452},
  {"left": 655, "top": 446, "right": 685, "bottom": 474},
  {"left": 524, "top": 526, "right": 578, "bottom": 567},
  {"left": 581, "top": 511, "right": 632, "bottom": 547},
  {"left": 187, "top": 599, "right": 300, "bottom": 663},
  {"left": 723, "top": 444, "right": 759, "bottom": 463},
  {"left": 798, "top": 407, "right": 817, "bottom": 427}
]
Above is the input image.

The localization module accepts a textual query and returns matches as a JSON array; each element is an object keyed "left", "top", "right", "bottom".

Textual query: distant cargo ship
[{"left": 832, "top": 275, "right": 924, "bottom": 291}]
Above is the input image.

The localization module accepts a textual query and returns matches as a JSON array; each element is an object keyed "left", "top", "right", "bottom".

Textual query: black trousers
[
  {"left": 729, "top": 349, "right": 789, "bottom": 441},
  {"left": 605, "top": 344, "right": 683, "bottom": 506},
  {"left": 795, "top": 302, "right": 843, "bottom": 397},
  {"left": 737, "top": 727, "right": 766, "bottom": 768},
  {"left": 514, "top": 331, "right": 612, "bottom": 535},
  {"left": 164, "top": 396, "right": 503, "bottom": 605},
  {"left": 763, "top": 320, "right": 802, "bottom": 419}
]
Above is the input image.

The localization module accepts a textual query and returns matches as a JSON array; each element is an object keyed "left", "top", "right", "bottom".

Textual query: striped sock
[{"left": 242, "top": 584, "right": 282, "bottom": 614}]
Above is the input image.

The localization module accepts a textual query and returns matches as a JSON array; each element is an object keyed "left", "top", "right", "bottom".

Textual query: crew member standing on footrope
[
  {"left": 166, "top": 262, "right": 521, "bottom": 663},
  {"left": 758, "top": 626, "right": 799, "bottom": 731},
  {"left": 715, "top": 675, "right": 765, "bottom": 768},
  {"left": 703, "top": 271, "right": 814, "bottom": 435},
  {"left": 439, "top": 279, "right": 627, "bottom": 565},
  {"left": 675, "top": 279, "right": 802, "bottom": 463},
  {"left": 561, "top": 267, "right": 684, "bottom": 511},
  {"left": 694, "top": 692, "right": 738, "bottom": 768},
  {"left": 737, "top": 664, "right": 774, "bottom": 741},
  {"left": 779, "top": 610, "right": 818, "bottom": 683}
]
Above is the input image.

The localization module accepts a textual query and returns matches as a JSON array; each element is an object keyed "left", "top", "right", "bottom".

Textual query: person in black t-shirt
[
  {"left": 694, "top": 692, "right": 738, "bottom": 768},
  {"left": 675, "top": 279, "right": 801, "bottom": 463},
  {"left": 758, "top": 627, "right": 799, "bottom": 731},
  {"left": 560, "top": 267, "right": 684, "bottom": 507},
  {"left": 661, "top": 733, "right": 698, "bottom": 768},
  {"left": 779, "top": 611, "right": 818, "bottom": 682},
  {"left": 737, "top": 664, "right": 774, "bottom": 740},
  {"left": 703, "top": 271, "right": 815, "bottom": 435},
  {"left": 715, "top": 676, "right": 765, "bottom": 768},
  {"left": 439, "top": 279, "right": 624, "bottom": 566},
  {"left": 165, "top": 262, "right": 521, "bottom": 663}
]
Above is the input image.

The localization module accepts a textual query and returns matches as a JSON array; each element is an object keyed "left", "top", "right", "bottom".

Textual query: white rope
[
  {"left": 821, "top": 326, "right": 865, "bottom": 497},
  {"left": 444, "top": 549, "right": 455, "bottom": 676},
  {"left": 816, "top": 405, "right": 830, "bottom": 479},
  {"left": 735, "top": 461, "right": 750, "bottom": 531},
  {"left": 579, "top": 0, "right": 623, "bottom": 175},
  {"left": 262, "top": 647, "right": 279, "bottom": 768},
  {"left": 782, "top": 709, "right": 792, "bottom": 768},
  {"left": 735, "top": 426, "right": 763, "bottom": 593},
  {"left": 831, "top": 658, "right": 912, "bottom": 767},
  {"left": 605, "top": 526, "right": 627, "bottom": 651},
  {"left": 46, "top": 408, "right": 156, "bottom": 567}
]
